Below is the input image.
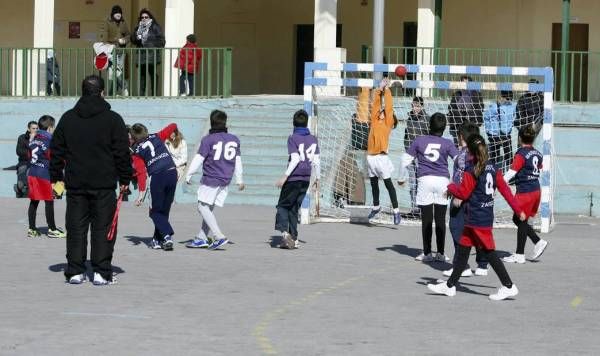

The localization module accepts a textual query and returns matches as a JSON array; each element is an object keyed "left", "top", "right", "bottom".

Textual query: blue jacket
[{"left": 484, "top": 101, "right": 516, "bottom": 136}]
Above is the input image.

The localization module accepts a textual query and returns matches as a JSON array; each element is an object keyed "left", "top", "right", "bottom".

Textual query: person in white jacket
[{"left": 165, "top": 128, "right": 188, "bottom": 181}]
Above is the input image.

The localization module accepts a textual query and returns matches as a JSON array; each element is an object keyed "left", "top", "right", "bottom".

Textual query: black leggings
[
  {"left": 28, "top": 200, "right": 56, "bottom": 230},
  {"left": 513, "top": 214, "right": 540, "bottom": 254},
  {"left": 370, "top": 177, "right": 398, "bottom": 209},
  {"left": 420, "top": 204, "right": 447, "bottom": 255},
  {"left": 447, "top": 244, "right": 513, "bottom": 288}
]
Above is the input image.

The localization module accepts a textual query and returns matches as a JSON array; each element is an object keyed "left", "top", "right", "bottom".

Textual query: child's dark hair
[
  {"left": 130, "top": 123, "right": 149, "bottom": 142},
  {"left": 429, "top": 112, "right": 446, "bottom": 136},
  {"left": 37, "top": 115, "right": 55, "bottom": 130},
  {"left": 500, "top": 90, "right": 514, "bottom": 100},
  {"left": 186, "top": 34, "right": 196, "bottom": 43},
  {"left": 210, "top": 110, "right": 228, "bottom": 130},
  {"left": 293, "top": 109, "right": 309, "bottom": 128},
  {"left": 466, "top": 134, "right": 489, "bottom": 177},
  {"left": 458, "top": 122, "right": 480, "bottom": 143},
  {"left": 519, "top": 124, "right": 537, "bottom": 144},
  {"left": 28, "top": 121, "right": 38, "bottom": 129},
  {"left": 412, "top": 96, "right": 424, "bottom": 106}
]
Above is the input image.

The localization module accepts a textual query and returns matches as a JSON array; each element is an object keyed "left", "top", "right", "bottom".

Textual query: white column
[
  {"left": 417, "top": 0, "right": 435, "bottom": 97},
  {"left": 313, "top": 0, "right": 345, "bottom": 97},
  {"left": 163, "top": 0, "right": 194, "bottom": 96},
  {"left": 27, "top": 0, "right": 54, "bottom": 96}
]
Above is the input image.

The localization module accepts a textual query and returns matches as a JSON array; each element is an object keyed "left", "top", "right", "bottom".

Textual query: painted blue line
[{"left": 544, "top": 108, "right": 553, "bottom": 124}]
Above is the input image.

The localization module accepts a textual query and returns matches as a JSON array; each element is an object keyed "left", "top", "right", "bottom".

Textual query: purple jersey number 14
[{"left": 298, "top": 143, "right": 317, "bottom": 162}]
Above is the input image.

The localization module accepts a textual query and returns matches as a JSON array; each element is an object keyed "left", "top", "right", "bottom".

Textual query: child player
[
  {"left": 398, "top": 113, "right": 457, "bottom": 262},
  {"left": 130, "top": 122, "right": 178, "bottom": 251},
  {"left": 502, "top": 125, "right": 548, "bottom": 263},
  {"left": 275, "top": 109, "right": 320, "bottom": 249},
  {"left": 427, "top": 134, "right": 526, "bottom": 301},
  {"left": 27, "top": 115, "right": 66, "bottom": 238},
  {"left": 185, "top": 110, "right": 244, "bottom": 250},
  {"left": 443, "top": 122, "right": 489, "bottom": 277},
  {"left": 367, "top": 78, "right": 401, "bottom": 225}
]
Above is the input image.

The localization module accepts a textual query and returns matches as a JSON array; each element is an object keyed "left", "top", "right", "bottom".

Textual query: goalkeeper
[
  {"left": 366, "top": 78, "right": 401, "bottom": 225},
  {"left": 26, "top": 115, "right": 66, "bottom": 238}
]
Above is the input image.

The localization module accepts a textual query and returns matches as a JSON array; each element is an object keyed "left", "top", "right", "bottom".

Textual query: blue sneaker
[
  {"left": 208, "top": 238, "right": 229, "bottom": 250},
  {"left": 162, "top": 235, "right": 174, "bottom": 251},
  {"left": 368, "top": 207, "right": 381, "bottom": 220},
  {"left": 186, "top": 238, "right": 209, "bottom": 248},
  {"left": 393, "top": 211, "right": 401, "bottom": 225},
  {"left": 150, "top": 238, "right": 162, "bottom": 250}
]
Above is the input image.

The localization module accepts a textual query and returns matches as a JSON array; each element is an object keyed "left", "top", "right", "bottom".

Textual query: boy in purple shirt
[
  {"left": 185, "top": 110, "right": 244, "bottom": 250},
  {"left": 399, "top": 113, "right": 458, "bottom": 262},
  {"left": 275, "top": 110, "right": 320, "bottom": 249}
]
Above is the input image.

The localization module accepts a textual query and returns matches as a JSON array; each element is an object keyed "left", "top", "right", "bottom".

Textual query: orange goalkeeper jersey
[{"left": 367, "top": 88, "right": 394, "bottom": 155}]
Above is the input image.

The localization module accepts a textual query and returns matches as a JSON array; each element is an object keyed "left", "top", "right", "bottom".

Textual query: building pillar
[
  {"left": 22, "top": 0, "right": 54, "bottom": 96},
  {"left": 416, "top": 0, "right": 438, "bottom": 96},
  {"left": 313, "top": 0, "right": 345, "bottom": 97},
  {"left": 163, "top": 0, "right": 194, "bottom": 96},
  {"left": 560, "top": 0, "right": 570, "bottom": 101}
]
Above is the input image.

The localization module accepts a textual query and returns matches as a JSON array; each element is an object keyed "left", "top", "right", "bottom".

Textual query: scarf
[
  {"left": 137, "top": 19, "right": 152, "bottom": 45},
  {"left": 209, "top": 128, "right": 228, "bottom": 134},
  {"left": 293, "top": 127, "right": 310, "bottom": 136}
]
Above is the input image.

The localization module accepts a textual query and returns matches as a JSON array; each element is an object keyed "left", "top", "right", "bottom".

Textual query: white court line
[{"left": 63, "top": 312, "right": 151, "bottom": 320}]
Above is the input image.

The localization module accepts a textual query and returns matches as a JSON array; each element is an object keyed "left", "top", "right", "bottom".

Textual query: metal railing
[
  {"left": 0, "top": 47, "right": 232, "bottom": 98},
  {"left": 361, "top": 46, "right": 598, "bottom": 102}
]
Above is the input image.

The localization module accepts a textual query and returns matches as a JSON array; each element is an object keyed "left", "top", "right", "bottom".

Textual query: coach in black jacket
[{"left": 50, "top": 75, "right": 131, "bottom": 285}]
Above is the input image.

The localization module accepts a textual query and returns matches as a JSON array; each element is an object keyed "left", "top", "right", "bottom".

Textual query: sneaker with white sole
[
  {"left": 280, "top": 232, "right": 294, "bottom": 249},
  {"left": 186, "top": 238, "right": 209, "bottom": 248},
  {"left": 294, "top": 239, "right": 300, "bottom": 249},
  {"left": 27, "top": 228, "right": 42, "bottom": 238},
  {"left": 427, "top": 281, "right": 456, "bottom": 297},
  {"left": 489, "top": 284, "right": 518, "bottom": 301},
  {"left": 150, "top": 238, "right": 162, "bottom": 250},
  {"left": 92, "top": 272, "right": 117, "bottom": 286},
  {"left": 530, "top": 239, "right": 548, "bottom": 260},
  {"left": 415, "top": 253, "right": 434, "bottom": 262},
  {"left": 435, "top": 253, "right": 450, "bottom": 263},
  {"left": 368, "top": 207, "right": 381, "bottom": 220},
  {"left": 208, "top": 238, "right": 229, "bottom": 250},
  {"left": 502, "top": 253, "right": 526, "bottom": 264},
  {"left": 161, "top": 235, "right": 174, "bottom": 251},
  {"left": 443, "top": 268, "right": 473, "bottom": 277},
  {"left": 474, "top": 268, "right": 489, "bottom": 276},
  {"left": 68, "top": 274, "right": 86, "bottom": 284},
  {"left": 47, "top": 228, "right": 66, "bottom": 238}
]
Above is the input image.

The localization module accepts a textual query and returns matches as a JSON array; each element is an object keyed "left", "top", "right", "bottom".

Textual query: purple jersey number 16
[{"left": 212, "top": 141, "right": 238, "bottom": 161}]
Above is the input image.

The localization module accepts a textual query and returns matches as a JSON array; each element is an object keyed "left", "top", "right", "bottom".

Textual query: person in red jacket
[{"left": 174, "top": 34, "right": 202, "bottom": 96}]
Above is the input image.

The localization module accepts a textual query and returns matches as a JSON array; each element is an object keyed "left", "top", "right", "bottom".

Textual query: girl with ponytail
[{"left": 427, "top": 134, "right": 527, "bottom": 301}]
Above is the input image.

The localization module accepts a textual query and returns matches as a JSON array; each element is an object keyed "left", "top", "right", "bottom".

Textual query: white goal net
[{"left": 304, "top": 63, "right": 554, "bottom": 232}]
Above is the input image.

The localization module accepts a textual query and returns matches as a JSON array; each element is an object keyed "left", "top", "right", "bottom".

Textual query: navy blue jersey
[
  {"left": 464, "top": 161, "right": 498, "bottom": 228},
  {"left": 514, "top": 146, "right": 542, "bottom": 193},
  {"left": 28, "top": 130, "right": 52, "bottom": 180},
  {"left": 133, "top": 134, "right": 175, "bottom": 176}
]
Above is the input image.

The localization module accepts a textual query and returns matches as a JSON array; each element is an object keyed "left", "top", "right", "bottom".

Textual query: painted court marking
[
  {"left": 571, "top": 296, "right": 583, "bottom": 308},
  {"left": 63, "top": 312, "right": 150, "bottom": 320}
]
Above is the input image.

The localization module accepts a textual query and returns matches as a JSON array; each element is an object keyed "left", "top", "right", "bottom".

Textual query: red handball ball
[{"left": 394, "top": 65, "right": 407, "bottom": 77}]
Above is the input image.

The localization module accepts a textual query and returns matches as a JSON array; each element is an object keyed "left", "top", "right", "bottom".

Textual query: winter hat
[{"left": 111, "top": 5, "right": 123, "bottom": 16}]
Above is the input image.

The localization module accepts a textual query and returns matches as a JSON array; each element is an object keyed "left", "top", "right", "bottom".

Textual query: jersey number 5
[
  {"left": 213, "top": 141, "right": 238, "bottom": 161},
  {"left": 424, "top": 143, "right": 441, "bottom": 162},
  {"left": 298, "top": 143, "right": 317, "bottom": 162},
  {"left": 31, "top": 147, "right": 39, "bottom": 163}
]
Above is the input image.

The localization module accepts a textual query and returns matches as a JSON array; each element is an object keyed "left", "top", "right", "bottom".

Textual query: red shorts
[
  {"left": 27, "top": 176, "right": 53, "bottom": 201},
  {"left": 516, "top": 190, "right": 541, "bottom": 218},
  {"left": 459, "top": 226, "right": 495, "bottom": 250}
]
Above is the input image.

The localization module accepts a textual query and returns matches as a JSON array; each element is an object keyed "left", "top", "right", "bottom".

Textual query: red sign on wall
[{"left": 69, "top": 22, "right": 81, "bottom": 39}]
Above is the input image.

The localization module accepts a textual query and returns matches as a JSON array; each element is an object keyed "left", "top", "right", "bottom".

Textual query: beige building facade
[{"left": 1, "top": 0, "right": 598, "bottom": 97}]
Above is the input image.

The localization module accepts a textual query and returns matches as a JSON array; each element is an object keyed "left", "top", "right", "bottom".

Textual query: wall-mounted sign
[{"left": 69, "top": 22, "right": 81, "bottom": 39}]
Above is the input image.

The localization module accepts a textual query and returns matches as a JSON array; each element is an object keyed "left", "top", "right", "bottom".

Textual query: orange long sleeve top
[{"left": 367, "top": 88, "right": 394, "bottom": 155}]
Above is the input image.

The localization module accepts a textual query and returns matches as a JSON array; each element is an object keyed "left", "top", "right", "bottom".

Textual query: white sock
[
  {"left": 372, "top": 205, "right": 380, "bottom": 210},
  {"left": 393, "top": 208, "right": 399, "bottom": 213},
  {"left": 198, "top": 202, "right": 225, "bottom": 239}
]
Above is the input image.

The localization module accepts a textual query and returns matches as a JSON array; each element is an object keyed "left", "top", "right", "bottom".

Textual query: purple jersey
[
  {"left": 198, "top": 132, "right": 241, "bottom": 187},
  {"left": 287, "top": 133, "right": 319, "bottom": 182},
  {"left": 28, "top": 130, "right": 52, "bottom": 180},
  {"left": 464, "top": 160, "right": 498, "bottom": 228},
  {"left": 408, "top": 135, "right": 458, "bottom": 178},
  {"left": 133, "top": 134, "right": 176, "bottom": 176},
  {"left": 514, "top": 146, "right": 542, "bottom": 193}
]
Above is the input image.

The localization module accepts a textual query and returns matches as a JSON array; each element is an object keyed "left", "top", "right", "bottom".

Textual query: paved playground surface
[{"left": 0, "top": 197, "right": 598, "bottom": 355}]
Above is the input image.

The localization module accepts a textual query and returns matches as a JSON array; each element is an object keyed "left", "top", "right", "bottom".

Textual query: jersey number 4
[
  {"left": 213, "top": 141, "right": 238, "bottom": 161},
  {"left": 298, "top": 143, "right": 317, "bottom": 162},
  {"left": 485, "top": 172, "right": 495, "bottom": 195}
]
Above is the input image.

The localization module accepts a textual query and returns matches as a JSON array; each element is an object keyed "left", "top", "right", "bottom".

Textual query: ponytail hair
[{"left": 466, "top": 134, "right": 489, "bottom": 177}]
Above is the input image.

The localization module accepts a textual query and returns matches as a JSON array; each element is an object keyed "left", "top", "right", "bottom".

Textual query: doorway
[
  {"left": 551, "top": 23, "right": 588, "bottom": 101},
  {"left": 295, "top": 24, "right": 342, "bottom": 95}
]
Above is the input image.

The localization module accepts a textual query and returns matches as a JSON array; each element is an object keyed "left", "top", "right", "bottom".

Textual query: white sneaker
[
  {"left": 502, "top": 254, "right": 526, "bottom": 264},
  {"left": 489, "top": 284, "right": 519, "bottom": 301},
  {"left": 474, "top": 268, "right": 489, "bottom": 276},
  {"left": 443, "top": 268, "right": 473, "bottom": 277},
  {"left": 427, "top": 281, "right": 456, "bottom": 297},
  {"left": 435, "top": 253, "right": 450, "bottom": 263},
  {"left": 93, "top": 272, "right": 117, "bottom": 286},
  {"left": 68, "top": 274, "right": 86, "bottom": 284},
  {"left": 415, "top": 253, "right": 434, "bottom": 262},
  {"left": 294, "top": 239, "right": 300, "bottom": 249},
  {"left": 530, "top": 239, "right": 548, "bottom": 260}
]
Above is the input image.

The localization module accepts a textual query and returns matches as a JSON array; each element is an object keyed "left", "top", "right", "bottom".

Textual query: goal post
[{"left": 302, "top": 62, "right": 554, "bottom": 233}]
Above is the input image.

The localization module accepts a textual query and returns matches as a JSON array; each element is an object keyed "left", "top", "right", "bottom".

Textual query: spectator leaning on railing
[
  {"left": 102, "top": 5, "right": 130, "bottom": 96},
  {"left": 131, "top": 8, "right": 165, "bottom": 96}
]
